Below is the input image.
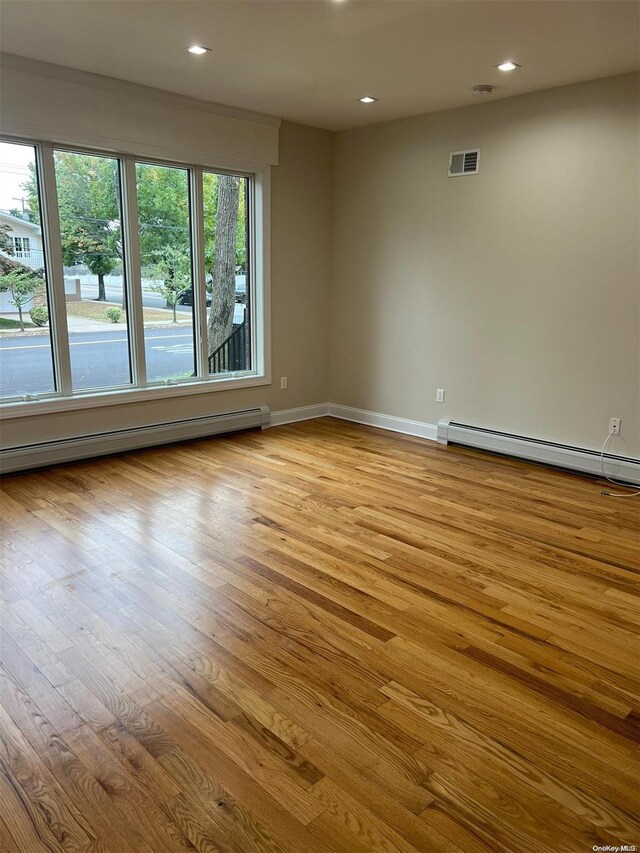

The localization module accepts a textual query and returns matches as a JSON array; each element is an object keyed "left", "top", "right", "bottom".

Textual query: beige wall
[
  {"left": 1, "top": 120, "right": 332, "bottom": 447},
  {"left": 331, "top": 73, "right": 640, "bottom": 456},
  {"left": 2, "top": 70, "right": 638, "bottom": 460}
]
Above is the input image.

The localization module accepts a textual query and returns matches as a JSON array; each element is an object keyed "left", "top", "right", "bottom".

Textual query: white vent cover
[{"left": 448, "top": 149, "right": 480, "bottom": 177}]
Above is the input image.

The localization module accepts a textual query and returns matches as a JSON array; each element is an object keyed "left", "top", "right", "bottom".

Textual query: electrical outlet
[
  {"left": 280, "top": 376, "right": 288, "bottom": 390},
  {"left": 609, "top": 418, "right": 621, "bottom": 435},
  {"left": 436, "top": 388, "right": 445, "bottom": 403}
]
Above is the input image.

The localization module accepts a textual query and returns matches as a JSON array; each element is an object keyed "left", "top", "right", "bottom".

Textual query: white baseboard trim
[
  {"left": 269, "top": 404, "right": 639, "bottom": 485},
  {"left": 269, "top": 403, "right": 330, "bottom": 427},
  {"left": 269, "top": 402, "right": 438, "bottom": 440},
  {"left": 328, "top": 404, "right": 438, "bottom": 441}
]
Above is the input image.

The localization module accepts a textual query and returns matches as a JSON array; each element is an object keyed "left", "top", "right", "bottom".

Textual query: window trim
[
  {"left": 0, "top": 134, "right": 271, "bottom": 416},
  {"left": 38, "top": 140, "right": 73, "bottom": 396},
  {"left": 0, "top": 373, "right": 272, "bottom": 419}
]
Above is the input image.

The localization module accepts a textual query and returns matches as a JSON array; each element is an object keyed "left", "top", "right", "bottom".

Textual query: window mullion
[
  {"left": 38, "top": 142, "right": 72, "bottom": 397},
  {"left": 246, "top": 175, "right": 256, "bottom": 373},
  {"left": 253, "top": 169, "right": 270, "bottom": 381},
  {"left": 191, "top": 166, "right": 208, "bottom": 379},
  {"left": 121, "top": 157, "right": 147, "bottom": 387}
]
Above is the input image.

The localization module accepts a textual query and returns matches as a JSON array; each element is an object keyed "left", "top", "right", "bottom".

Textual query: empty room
[{"left": 0, "top": 1, "right": 638, "bottom": 851}]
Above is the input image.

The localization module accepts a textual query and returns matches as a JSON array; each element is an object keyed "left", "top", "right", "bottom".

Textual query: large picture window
[{"left": 0, "top": 138, "right": 264, "bottom": 409}]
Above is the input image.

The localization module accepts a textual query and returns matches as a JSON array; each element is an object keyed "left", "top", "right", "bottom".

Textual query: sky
[{"left": 0, "top": 141, "right": 35, "bottom": 213}]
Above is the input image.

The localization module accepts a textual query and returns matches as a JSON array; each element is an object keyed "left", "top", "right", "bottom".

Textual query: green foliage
[
  {"left": 105, "top": 306, "right": 122, "bottom": 323},
  {"left": 53, "top": 152, "right": 121, "bottom": 281},
  {"left": 0, "top": 317, "right": 33, "bottom": 330},
  {"left": 0, "top": 269, "right": 44, "bottom": 331},
  {"left": 21, "top": 163, "right": 42, "bottom": 222},
  {"left": 136, "top": 163, "right": 191, "bottom": 264},
  {"left": 0, "top": 222, "right": 14, "bottom": 256},
  {"left": 0, "top": 270, "right": 43, "bottom": 304},
  {"left": 148, "top": 244, "right": 191, "bottom": 322},
  {"left": 24, "top": 154, "right": 121, "bottom": 288},
  {"left": 29, "top": 305, "right": 49, "bottom": 326},
  {"left": 24, "top": 159, "right": 248, "bottom": 279},
  {"left": 22, "top": 157, "right": 248, "bottom": 311},
  {"left": 135, "top": 164, "right": 194, "bottom": 323},
  {"left": 235, "top": 178, "right": 247, "bottom": 273}
]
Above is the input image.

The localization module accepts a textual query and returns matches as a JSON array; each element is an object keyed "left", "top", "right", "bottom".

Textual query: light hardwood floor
[{"left": 0, "top": 417, "right": 638, "bottom": 852}]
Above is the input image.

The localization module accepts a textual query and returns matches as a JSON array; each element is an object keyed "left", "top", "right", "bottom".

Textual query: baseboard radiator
[
  {"left": 1, "top": 405, "right": 270, "bottom": 475},
  {"left": 437, "top": 419, "right": 640, "bottom": 485}
]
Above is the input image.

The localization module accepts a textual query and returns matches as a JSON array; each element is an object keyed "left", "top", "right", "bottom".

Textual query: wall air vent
[{"left": 448, "top": 149, "right": 480, "bottom": 177}]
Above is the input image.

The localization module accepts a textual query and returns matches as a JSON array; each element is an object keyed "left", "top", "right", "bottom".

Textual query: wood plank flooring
[{"left": 0, "top": 416, "right": 638, "bottom": 852}]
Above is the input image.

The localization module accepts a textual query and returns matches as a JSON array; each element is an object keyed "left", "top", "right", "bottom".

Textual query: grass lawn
[
  {"left": 0, "top": 317, "right": 35, "bottom": 330},
  {"left": 66, "top": 300, "right": 192, "bottom": 323}
]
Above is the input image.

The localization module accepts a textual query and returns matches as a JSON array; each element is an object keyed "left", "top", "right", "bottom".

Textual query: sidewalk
[{"left": 0, "top": 313, "right": 192, "bottom": 336}]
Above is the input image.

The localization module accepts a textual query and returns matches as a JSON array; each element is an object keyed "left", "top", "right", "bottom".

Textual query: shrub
[
  {"left": 29, "top": 306, "right": 49, "bottom": 326},
  {"left": 106, "top": 306, "right": 122, "bottom": 323}
]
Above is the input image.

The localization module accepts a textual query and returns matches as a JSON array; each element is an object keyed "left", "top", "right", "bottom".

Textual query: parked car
[
  {"left": 179, "top": 277, "right": 246, "bottom": 306},
  {"left": 235, "top": 275, "right": 247, "bottom": 304},
  {"left": 178, "top": 288, "right": 211, "bottom": 306}
]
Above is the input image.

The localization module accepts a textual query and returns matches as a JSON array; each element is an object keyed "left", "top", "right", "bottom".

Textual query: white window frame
[{"left": 0, "top": 135, "right": 271, "bottom": 419}]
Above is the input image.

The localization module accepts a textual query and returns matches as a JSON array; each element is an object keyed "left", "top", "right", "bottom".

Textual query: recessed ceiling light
[
  {"left": 497, "top": 61, "right": 520, "bottom": 72},
  {"left": 359, "top": 96, "right": 378, "bottom": 104},
  {"left": 186, "top": 45, "right": 211, "bottom": 55}
]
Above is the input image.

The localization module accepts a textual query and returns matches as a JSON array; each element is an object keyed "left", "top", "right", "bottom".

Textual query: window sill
[{"left": 0, "top": 373, "right": 270, "bottom": 419}]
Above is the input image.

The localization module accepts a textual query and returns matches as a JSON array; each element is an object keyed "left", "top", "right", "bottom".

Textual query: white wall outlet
[
  {"left": 609, "top": 417, "right": 621, "bottom": 435},
  {"left": 436, "top": 388, "right": 445, "bottom": 403},
  {"left": 280, "top": 376, "right": 288, "bottom": 390}
]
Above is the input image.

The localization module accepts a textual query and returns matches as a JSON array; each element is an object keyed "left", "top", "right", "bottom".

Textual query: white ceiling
[{"left": 1, "top": 1, "right": 638, "bottom": 130}]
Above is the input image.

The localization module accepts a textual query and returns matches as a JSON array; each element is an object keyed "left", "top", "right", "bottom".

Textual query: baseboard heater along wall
[
  {"left": 2, "top": 403, "right": 638, "bottom": 484},
  {"left": 0, "top": 406, "right": 270, "bottom": 475},
  {"left": 437, "top": 419, "right": 640, "bottom": 485}
]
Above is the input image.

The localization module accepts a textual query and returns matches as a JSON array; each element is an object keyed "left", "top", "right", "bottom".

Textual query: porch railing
[{"left": 208, "top": 319, "right": 248, "bottom": 374}]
